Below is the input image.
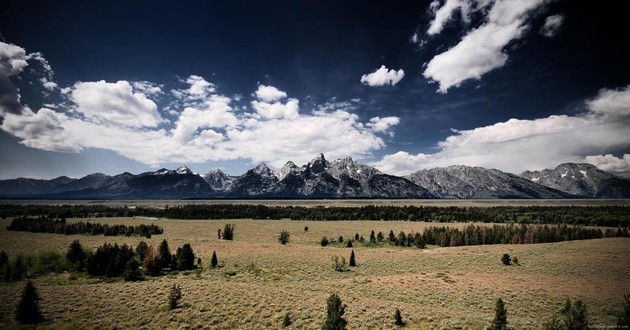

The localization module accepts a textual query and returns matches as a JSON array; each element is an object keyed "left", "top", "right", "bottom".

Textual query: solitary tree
[
  {"left": 501, "top": 254, "right": 511, "bottom": 266},
  {"left": 222, "top": 224, "right": 235, "bottom": 240},
  {"left": 491, "top": 298, "right": 508, "bottom": 330},
  {"left": 321, "top": 236, "right": 330, "bottom": 247},
  {"left": 394, "top": 308, "right": 405, "bottom": 326},
  {"left": 279, "top": 230, "right": 290, "bottom": 245},
  {"left": 304, "top": 226, "right": 309, "bottom": 232},
  {"left": 15, "top": 281, "right": 43, "bottom": 324},
  {"left": 322, "top": 293, "right": 347, "bottom": 330},
  {"left": 168, "top": 284, "right": 182, "bottom": 310},
  {"left": 211, "top": 251, "right": 218, "bottom": 268},
  {"left": 349, "top": 250, "right": 356, "bottom": 267}
]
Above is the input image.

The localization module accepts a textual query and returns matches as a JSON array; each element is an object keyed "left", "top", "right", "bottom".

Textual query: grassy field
[{"left": 0, "top": 217, "right": 629, "bottom": 329}]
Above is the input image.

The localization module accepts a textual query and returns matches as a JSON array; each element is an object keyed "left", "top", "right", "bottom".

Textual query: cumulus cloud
[
  {"left": 540, "top": 14, "right": 564, "bottom": 37},
  {"left": 254, "top": 85, "right": 287, "bottom": 102},
  {"left": 585, "top": 154, "right": 630, "bottom": 176},
  {"left": 373, "top": 85, "right": 630, "bottom": 175},
  {"left": 1, "top": 58, "right": 398, "bottom": 168},
  {"left": 360, "top": 65, "right": 405, "bottom": 86},
  {"left": 367, "top": 116, "right": 400, "bottom": 133},
  {"left": 423, "top": 0, "right": 548, "bottom": 93},
  {"left": 0, "top": 42, "right": 29, "bottom": 115},
  {"left": 69, "top": 80, "right": 163, "bottom": 128}
]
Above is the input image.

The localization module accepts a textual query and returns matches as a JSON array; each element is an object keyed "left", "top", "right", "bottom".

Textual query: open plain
[{"left": 0, "top": 216, "right": 629, "bottom": 329}]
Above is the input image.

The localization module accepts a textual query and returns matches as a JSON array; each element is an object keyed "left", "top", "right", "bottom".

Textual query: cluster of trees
[
  {"left": 2, "top": 204, "right": 629, "bottom": 227},
  {"left": 7, "top": 216, "right": 163, "bottom": 237},
  {"left": 1, "top": 239, "right": 198, "bottom": 282}
]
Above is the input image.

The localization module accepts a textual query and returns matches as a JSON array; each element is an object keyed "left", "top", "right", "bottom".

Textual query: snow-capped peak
[{"left": 176, "top": 166, "right": 192, "bottom": 175}]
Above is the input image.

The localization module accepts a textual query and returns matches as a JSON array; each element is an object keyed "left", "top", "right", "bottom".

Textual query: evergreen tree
[
  {"left": 158, "top": 239, "right": 171, "bottom": 270},
  {"left": 211, "top": 251, "right": 218, "bottom": 268},
  {"left": 377, "top": 231, "right": 384, "bottom": 242},
  {"left": 414, "top": 233, "right": 426, "bottom": 249},
  {"left": 346, "top": 240, "right": 353, "bottom": 248},
  {"left": 222, "top": 224, "right": 235, "bottom": 240},
  {"left": 321, "top": 236, "right": 330, "bottom": 247},
  {"left": 491, "top": 298, "right": 508, "bottom": 330},
  {"left": 394, "top": 308, "right": 405, "bottom": 326},
  {"left": 388, "top": 230, "right": 396, "bottom": 242},
  {"left": 322, "top": 293, "right": 347, "bottom": 330},
  {"left": 349, "top": 250, "right": 356, "bottom": 267},
  {"left": 279, "top": 230, "right": 290, "bottom": 245},
  {"left": 0, "top": 251, "right": 8, "bottom": 266},
  {"left": 123, "top": 258, "right": 143, "bottom": 281},
  {"left": 217, "top": 228, "right": 221, "bottom": 239},
  {"left": 618, "top": 294, "right": 630, "bottom": 327},
  {"left": 338, "top": 236, "right": 344, "bottom": 243},
  {"left": 175, "top": 244, "right": 195, "bottom": 270},
  {"left": 354, "top": 233, "right": 359, "bottom": 241},
  {"left": 15, "top": 281, "right": 43, "bottom": 324},
  {"left": 501, "top": 254, "right": 511, "bottom": 266},
  {"left": 144, "top": 245, "right": 161, "bottom": 276},
  {"left": 168, "top": 284, "right": 182, "bottom": 310},
  {"left": 135, "top": 241, "right": 149, "bottom": 261},
  {"left": 66, "top": 239, "right": 86, "bottom": 270},
  {"left": 562, "top": 299, "right": 588, "bottom": 330},
  {"left": 369, "top": 230, "right": 376, "bottom": 244},
  {"left": 304, "top": 226, "right": 309, "bottom": 232}
]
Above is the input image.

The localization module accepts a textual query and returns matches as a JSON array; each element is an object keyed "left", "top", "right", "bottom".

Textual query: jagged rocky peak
[
  {"left": 203, "top": 168, "right": 234, "bottom": 191},
  {"left": 253, "top": 162, "right": 275, "bottom": 176},
  {"left": 308, "top": 153, "right": 329, "bottom": 173},
  {"left": 276, "top": 161, "right": 299, "bottom": 180},
  {"left": 176, "top": 165, "right": 193, "bottom": 175}
]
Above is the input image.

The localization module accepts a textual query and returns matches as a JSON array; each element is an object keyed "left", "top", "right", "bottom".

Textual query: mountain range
[{"left": 1, "top": 154, "right": 629, "bottom": 199}]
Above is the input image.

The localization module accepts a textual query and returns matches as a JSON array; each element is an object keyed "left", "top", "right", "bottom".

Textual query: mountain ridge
[{"left": 1, "top": 156, "right": 629, "bottom": 199}]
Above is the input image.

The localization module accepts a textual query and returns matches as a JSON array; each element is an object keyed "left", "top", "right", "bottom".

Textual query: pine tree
[
  {"left": 491, "top": 298, "right": 508, "bottom": 330},
  {"left": 377, "top": 231, "right": 384, "bottom": 242},
  {"left": 561, "top": 299, "right": 588, "bottom": 330},
  {"left": 321, "top": 236, "right": 329, "bottom": 247},
  {"left": 349, "top": 250, "right": 356, "bottom": 267},
  {"left": 123, "top": 258, "right": 143, "bottom": 281},
  {"left": 135, "top": 241, "right": 149, "bottom": 261},
  {"left": 394, "top": 308, "right": 405, "bottom": 326},
  {"left": 158, "top": 239, "right": 171, "bottom": 270},
  {"left": 144, "top": 245, "right": 161, "bottom": 276},
  {"left": 66, "top": 239, "right": 86, "bottom": 270},
  {"left": 211, "top": 251, "right": 218, "bottom": 268},
  {"left": 175, "top": 244, "right": 195, "bottom": 270},
  {"left": 222, "top": 224, "right": 235, "bottom": 240},
  {"left": 283, "top": 312, "right": 292, "bottom": 327},
  {"left": 322, "top": 293, "right": 347, "bottom": 330},
  {"left": 346, "top": 240, "right": 353, "bottom": 248},
  {"left": 168, "top": 284, "right": 182, "bottom": 310},
  {"left": 15, "top": 281, "right": 43, "bottom": 324},
  {"left": 369, "top": 230, "right": 376, "bottom": 244}
]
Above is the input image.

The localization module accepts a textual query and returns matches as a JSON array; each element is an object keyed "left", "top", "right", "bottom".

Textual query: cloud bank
[{"left": 374, "top": 85, "right": 630, "bottom": 175}]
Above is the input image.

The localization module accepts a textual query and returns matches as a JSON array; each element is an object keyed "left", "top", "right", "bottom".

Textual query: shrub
[
  {"left": 0, "top": 250, "right": 8, "bottom": 266},
  {"left": 15, "top": 281, "right": 43, "bottom": 324},
  {"left": 321, "top": 236, "right": 329, "bottom": 247},
  {"left": 338, "top": 236, "right": 343, "bottom": 243},
  {"left": 561, "top": 299, "right": 588, "bottom": 330},
  {"left": 332, "top": 256, "right": 346, "bottom": 272},
  {"left": 512, "top": 256, "right": 519, "bottom": 265},
  {"left": 501, "top": 254, "right": 511, "bottom": 266},
  {"left": 168, "top": 284, "right": 182, "bottom": 310},
  {"left": 66, "top": 240, "right": 86, "bottom": 270},
  {"left": 354, "top": 233, "right": 359, "bottom": 241},
  {"left": 304, "top": 226, "right": 309, "bottom": 232},
  {"left": 279, "top": 230, "right": 290, "bottom": 245},
  {"left": 491, "top": 298, "right": 508, "bottom": 330},
  {"left": 211, "top": 251, "right": 218, "bottom": 268},
  {"left": 349, "top": 250, "right": 356, "bottom": 267},
  {"left": 123, "top": 258, "right": 143, "bottom": 281},
  {"left": 222, "top": 224, "right": 235, "bottom": 240},
  {"left": 542, "top": 315, "right": 564, "bottom": 330},
  {"left": 283, "top": 312, "right": 292, "bottom": 327},
  {"left": 394, "top": 308, "right": 405, "bottom": 326},
  {"left": 322, "top": 293, "right": 347, "bottom": 330},
  {"left": 175, "top": 244, "right": 195, "bottom": 270}
]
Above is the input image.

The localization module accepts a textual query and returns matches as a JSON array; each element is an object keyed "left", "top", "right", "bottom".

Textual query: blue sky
[{"left": 0, "top": 0, "right": 629, "bottom": 179}]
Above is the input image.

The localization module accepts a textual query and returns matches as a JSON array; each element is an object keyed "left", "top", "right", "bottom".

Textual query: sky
[{"left": 0, "top": 0, "right": 629, "bottom": 179}]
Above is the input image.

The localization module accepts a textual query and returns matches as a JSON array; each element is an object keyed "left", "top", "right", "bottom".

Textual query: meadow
[{"left": 0, "top": 216, "right": 629, "bottom": 329}]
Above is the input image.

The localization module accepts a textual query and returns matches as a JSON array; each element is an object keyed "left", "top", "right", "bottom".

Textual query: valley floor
[{"left": 0, "top": 218, "right": 629, "bottom": 329}]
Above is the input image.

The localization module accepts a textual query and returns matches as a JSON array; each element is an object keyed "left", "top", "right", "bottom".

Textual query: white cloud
[
  {"left": 1, "top": 72, "right": 396, "bottom": 169},
  {"left": 540, "top": 14, "right": 564, "bottom": 37},
  {"left": 585, "top": 154, "right": 630, "bottom": 176},
  {"left": 0, "top": 42, "right": 28, "bottom": 76},
  {"left": 423, "top": 0, "right": 548, "bottom": 93},
  {"left": 132, "top": 81, "right": 163, "bottom": 96},
  {"left": 254, "top": 84, "right": 287, "bottom": 102},
  {"left": 69, "top": 80, "right": 163, "bottom": 128},
  {"left": 373, "top": 85, "right": 630, "bottom": 175},
  {"left": 360, "top": 65, "right": 405, "bottom": 87},
  {"left": 367, "top": 116, "right": 400, "bottom": 133}
]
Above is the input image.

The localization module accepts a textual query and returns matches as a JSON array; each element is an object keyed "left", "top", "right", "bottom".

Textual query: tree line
[
  {"left": 6, "top": 216, "right": 163, "bottom": 237},
  {"left": 1, "top": 204, "right": 629, "bottom": 227}
]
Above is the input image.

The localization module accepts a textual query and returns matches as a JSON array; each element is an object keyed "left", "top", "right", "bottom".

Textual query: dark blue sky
[{"left": 1, "top": 0, "right": 629, "bottom": 179}]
